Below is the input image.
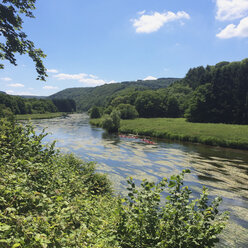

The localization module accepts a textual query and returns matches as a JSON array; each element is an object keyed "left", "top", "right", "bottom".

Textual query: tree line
[
  {"left": 0, "top": 92, "right": 76, "bottom": 117},
  {"left": 90, "top": 58, "right": 248, "bottom": 125}
]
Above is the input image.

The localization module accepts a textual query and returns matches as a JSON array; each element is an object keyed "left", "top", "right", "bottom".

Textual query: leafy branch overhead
[{"left": 0, "top": 0, "right": 47, "bottom": 80}]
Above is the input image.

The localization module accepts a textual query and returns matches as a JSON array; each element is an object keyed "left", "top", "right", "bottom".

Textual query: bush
[
  {"left": 110, "top": 110, "right": 121, "bottom": 130},
  {"left": 102, "top": 110, "right": 120, "bottom": 132},
  {"left": 0, "top": 118, "right": 228, "bottom": 247},
  {"left": 104, "top": 105, "right": 113, "bottom": 115},
  {"left": 116, "top": 103, "right": 139, "bottom": 119},
  {"left": 90, "top": 106, "right": 101, "bottom": 118},
  {"left": 116, "top": 170, "right": 228, "bottom": 248},
  {"left": 0, "top": 118, "right": 115, "bottom": 247}
]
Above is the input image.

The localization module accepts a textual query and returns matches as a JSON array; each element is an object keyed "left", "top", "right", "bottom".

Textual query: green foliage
[
  {"left": 102, "top": 110, "right": 121, "bottom": 133},
  {"left": 0, "top": 119, "right": 228, "bottom": 247},
  {"left": 49, "top": 78, "right": 179, "bottom": 111},
  {"left": 90, "top": 106, "right": 101, "bottom": 119},
  {"left": 164, "top": 96, "right": 180, "bottom": 118},
  {"left": 117, "top": 170, "right": 228, "bottom": 248},
  {"left": 185, "top": 84, "right": 214, "bottom": 122},
  {"left": 0, "top": 118, "right": 115, "bottom": 247},
  {"left": 116, "top": 103, "right": 139, "bottom": 119},
  {"left": 52, "top": 99, "right": 76, "bottom": 112},
  {"left": 0, "top": 0, "right": 47, "bottom": 80},
  {"left": 89, "top": 58, "right": 248, "bottom": 124},
  {"left": 183, "top": 59, "right": 248, "bottom": 124},
  {"left": 0, "top": 93, "right": 76, "bottom": 117},
  {"left": 15, "top": 112, "right": 66, "bottom": 120},
  {"left": 104, "top": 105, "right": 113, "bottom": 115},
  {"left": 135, "top": 91, "right": 164, "bottom": 118}
]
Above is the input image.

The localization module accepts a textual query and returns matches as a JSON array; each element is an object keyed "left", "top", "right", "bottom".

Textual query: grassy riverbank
[
  {"left": 90, "top": 118, "right": 248, "bottom": 149},
  {"left": 15, "top": 112, "right": 67, "bottom": 120}
]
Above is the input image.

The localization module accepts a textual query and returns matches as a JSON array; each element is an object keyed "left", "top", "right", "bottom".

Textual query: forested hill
[
  {"left": 49, "top": 78, "right": 180, "bottom": 111},
  {"left": 88, "top": 58, "right": 248, "bottom": 125},
  {"left": 0, "top": 92, "right": 76, "bottom": 116}
]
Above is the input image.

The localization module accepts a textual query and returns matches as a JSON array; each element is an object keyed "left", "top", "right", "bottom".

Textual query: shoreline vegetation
[
  {"left": 15, "top": 112, "right": 67, "bottom": 120},
  {"left": 90, "top": 118, "right": 248, "bottom": 150},
  {"left": 0, "top": 118, "right": 228, "bottom": 247}
]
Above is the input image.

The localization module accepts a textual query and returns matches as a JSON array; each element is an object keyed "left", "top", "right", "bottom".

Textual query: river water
[{"left": 31, "top": 113, "right": 248, "bottom": 247}]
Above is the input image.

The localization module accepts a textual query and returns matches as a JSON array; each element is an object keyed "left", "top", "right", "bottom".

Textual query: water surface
[{"left": 31, "top": 113, "right": 248, "bottom": 247}]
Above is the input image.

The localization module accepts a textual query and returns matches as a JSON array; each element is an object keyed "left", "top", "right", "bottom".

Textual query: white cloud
[
  {"left": 216, "top": 0, "right": 248, "bottom": 21},
  {"left": 138, "top": 10, "right": 146, "bottom": 15},
  {"left": 53, "top": 73, "right": 115, "bottom": 87},
  {"left": 47, "top": 69, "right": 59, "bottom": 73},
  {"left": 1, "top": 77, "right": 12, "bottom": 81},
  {"left": 43, "top": 85, "right": 59, "bottom": 90},
  {"left": 143, "top": 76, "right": 157, "bottom": 81},
  {"left": 8, "top": 83, "right": 24, "bottom": 88},
  {"left": 217, "top": 16, "right": 248, "bottom": 38},
  {"left": 132, "top": 11, "right": 190, "bottom": 34}
]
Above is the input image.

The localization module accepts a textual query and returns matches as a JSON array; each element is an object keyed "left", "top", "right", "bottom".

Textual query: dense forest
[
  {"left": 90, "top": 58, "right": 248, "bottom": 125},
  {"left": 0, "top": 92, "right": 76, "bottom": 117},
  {"left": 49, "top": 78, "right": 179, "bottom": 111},
  {"left": 2, "top": 59, "right": 247, "bottom": 124}
]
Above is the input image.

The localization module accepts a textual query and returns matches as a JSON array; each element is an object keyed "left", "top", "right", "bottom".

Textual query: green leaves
[
  {"left": 0, "top": 118, "right": 228, "bottom": 247},
  {"left": 0, "top": 119, "right": 115, "bottom": 247},
  {"left": 0, "top": 0, "right": 47, "bottom": 80},
  {"left": 117, "top": 171, "right": 228, "bottom": 248}
]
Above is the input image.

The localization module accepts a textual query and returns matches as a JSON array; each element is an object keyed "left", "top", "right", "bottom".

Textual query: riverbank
[
  {"left": 90, "top": 118, "right": 248, "bottom": 150},
  {"left": 15, "top": 112, "right": 67, "bottom": 120},
  {"left": 0, "top": 117, "right": 228, "bottom": 247}
]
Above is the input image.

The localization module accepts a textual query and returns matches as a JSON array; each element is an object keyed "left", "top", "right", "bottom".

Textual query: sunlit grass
[
  {"left": 120, "top": 118, "right": 248, "bottom": 149},
  {"left": 16, "top": 112, "right": 66, "bottom": 120},
  {"left": 90, "top": 118, "right": 248, "bottom": 149}
]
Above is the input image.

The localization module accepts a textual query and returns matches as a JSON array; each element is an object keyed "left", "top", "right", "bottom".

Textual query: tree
[
  {"left": 116, "top": 103, "right": 139, "bottom": 119},
  {"left": 0, "top": 0, "right": 47, "bottom": 80},
  {"left": 102, "top": 110, "right": 121, "bottom": 133},
  {"left": 90, "top": 106, "right": 101, "bottom": 119},
  {"left": 135, "top": 91, "right": 164, "bottom": 118},
  {"left": 185, "top": 83, "right": 215, "bottom": 123}
]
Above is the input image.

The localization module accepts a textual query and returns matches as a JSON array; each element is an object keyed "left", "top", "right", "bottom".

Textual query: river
[{"left": 30, "top": 113, "right": 248, "bottom": 247}]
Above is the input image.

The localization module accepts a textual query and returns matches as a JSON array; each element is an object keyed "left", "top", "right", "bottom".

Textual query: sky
[{"left": 1, "top": 0, "right": 248, "bottom": 96}]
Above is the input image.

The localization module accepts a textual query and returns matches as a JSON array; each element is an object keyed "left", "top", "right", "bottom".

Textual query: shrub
[
  {"left": 116, "top": 103, "right": 139, "bottom": 119},
  {"left": 110, "top": 110, "right": 121, "bottom": 130},
  {"left": 0, "top": 118, "right": 115, "bottom": 247},
  {"left": 90, "top": 106, "right": 101, "bottom": 118},
  {"left": 0, "top": 119, "right": 228, "bottom": 247},
  {"left": 104, "top": 105, "right": 113, "bottom": 115},
  {"left": 102, "top": 110, "right": 121, "bottom": 132},
  {"left": 116, "top": 170, "right": 228, "bottom": 248}
]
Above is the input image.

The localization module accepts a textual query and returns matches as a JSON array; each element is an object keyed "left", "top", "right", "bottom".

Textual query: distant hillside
[
  {"left": 19, "top": 95, "right": 47, "bottom": 99},
  {"left": 49, "top": 78, "right": 180, "bottom": 111}
]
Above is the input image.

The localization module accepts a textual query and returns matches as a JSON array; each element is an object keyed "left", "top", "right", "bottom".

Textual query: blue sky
[{"left": 1, "top": 0, "right": 248, "bottom": 96}]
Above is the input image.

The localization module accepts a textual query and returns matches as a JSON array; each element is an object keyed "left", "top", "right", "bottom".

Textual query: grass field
[
  {"left": 90, "top": 118, "right": 248, "bottom": 150},
  {"left": 16, "top": 112, "right": 67, "bottom": 120}
]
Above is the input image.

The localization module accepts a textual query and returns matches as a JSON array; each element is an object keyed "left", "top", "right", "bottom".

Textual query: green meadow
[
  {"left": 15, "top": 112, "right": 66, "bottom": 120},
  {"left": 91, "top": 118, "right": 248, "bottom": 150}
]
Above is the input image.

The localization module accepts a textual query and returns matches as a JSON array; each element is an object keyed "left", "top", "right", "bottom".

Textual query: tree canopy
[{"left": 0, "top": 0, "right": 47, "bottom": 80}]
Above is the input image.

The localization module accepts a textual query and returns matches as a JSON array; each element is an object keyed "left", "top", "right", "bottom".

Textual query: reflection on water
[{"left": 31, "top": 113, "right": 248, "bottom": 247}]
